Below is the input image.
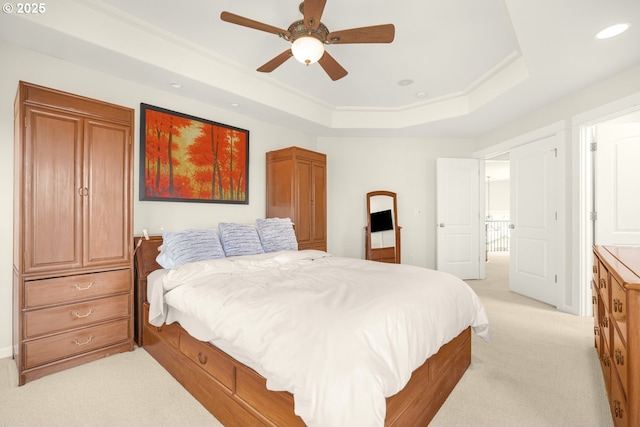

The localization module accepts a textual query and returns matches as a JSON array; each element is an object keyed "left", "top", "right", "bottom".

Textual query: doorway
[
  {"left": 485, "top": 154, "right": 510, "bottom": 279},
  {"left": 576, "top": 109, "right": 640, "bottom": 315},
  {"left": 592, "top": 116, "right": 640, "bottom": 246},
  {"left": 475, "top": 122, "right": 565, "bottom": 310}
]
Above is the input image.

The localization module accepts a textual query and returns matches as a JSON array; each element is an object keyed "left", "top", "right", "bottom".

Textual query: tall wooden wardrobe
[
  {"left": 266, "top": 147, "right": 327, "bottom": 251},
  {"left": 13, "top": 82, "right": 135, "bottom": 385}
]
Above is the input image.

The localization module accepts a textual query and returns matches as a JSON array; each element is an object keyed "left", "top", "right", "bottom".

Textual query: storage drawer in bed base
[{"left": 142, "top": 302, "right": 472, "bottom": 427}]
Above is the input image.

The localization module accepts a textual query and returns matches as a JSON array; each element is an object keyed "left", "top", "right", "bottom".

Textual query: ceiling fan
[{"left": 220, "top": 0, "right": 395, "bottom": 81}]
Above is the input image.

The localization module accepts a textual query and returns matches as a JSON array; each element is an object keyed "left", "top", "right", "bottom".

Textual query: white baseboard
[{"left": 0, "top": 346, "right": 13, "bottom": 359}]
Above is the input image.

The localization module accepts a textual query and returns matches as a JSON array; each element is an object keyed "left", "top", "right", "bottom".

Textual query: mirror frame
[{"left": 365, "top": 190, "right": 401, "bottom": 263}]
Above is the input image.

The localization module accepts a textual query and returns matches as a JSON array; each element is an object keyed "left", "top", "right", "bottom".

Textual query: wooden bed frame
[{"left": 134, "top": 236, "right": 472, "bottom": 427}]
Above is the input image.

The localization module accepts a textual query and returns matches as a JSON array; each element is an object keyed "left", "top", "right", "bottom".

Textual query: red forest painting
[{"left": 140, "top": 104, "right": 249, "bottom": 203}]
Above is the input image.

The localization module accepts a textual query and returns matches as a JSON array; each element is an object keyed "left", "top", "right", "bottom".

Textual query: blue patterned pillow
[
  {"left": 218, "top": 223, "right": 265, "bottom": 257},
  {"left": 256, "top": 218, "right": 298, "bottom": 252},
  {"left": 158, "top": 229, "right": 225, "bottom": 268}
]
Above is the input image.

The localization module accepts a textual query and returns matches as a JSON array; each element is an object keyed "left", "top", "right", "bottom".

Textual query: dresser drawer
[
  {"left": 179, "top": 335, "right": 234, "bottom": 391},
  {"left": 24, "top": 294, "right": 130, "bottom": 339},
  {"left": 600, "top": 339, "right": 611, "bottom": 393},
  {"left": 24, "top": 319, "right": 130, "bottom": 369},
  {"left": 610, "top": 370, "right": 628, "bottom": 427},
  {"left": 25, "top": 269, "right": 130, "bottom": 308},
  {"left": 610, "top": 276, "right": 627, "bottom": 340},
  {"left": 598, "top": 261, "right": 610, "bottom": 311},
  {"left": 612, "top": 328, "right": 627, "bottom": 396},
  {"left": 592, "top": 280, "right": 601, "bottom": 353},
  {"left": 601, "top": 310, "right": 612, "bottom": 350}
]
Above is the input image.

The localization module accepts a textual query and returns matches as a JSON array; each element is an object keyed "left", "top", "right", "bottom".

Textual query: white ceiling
[{"left": 1, "top": 0, "right": 639, "bottom": 138}]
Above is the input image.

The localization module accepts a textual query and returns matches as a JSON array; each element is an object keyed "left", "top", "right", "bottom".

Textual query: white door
[
  {"left": 436, "top": 158, "right": 480, "bottom": 279},
  {"left": 595, "top": 123, "right": 640, "bottom": 245},
  {"left": 509, "top": 136, "right": 558, "bottom": 306}
]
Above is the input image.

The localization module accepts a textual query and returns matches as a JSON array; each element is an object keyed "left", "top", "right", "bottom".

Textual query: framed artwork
[{"left": 139, "top": 103, "right": 249, "bottom": 203}]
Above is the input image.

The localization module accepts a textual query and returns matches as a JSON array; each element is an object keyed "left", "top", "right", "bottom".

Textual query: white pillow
[
  {"left": 156, "top": 229, "right": 225, "bottom": 268},
  {"left": 218, "top": 223, "right": 265, "bottom": 257},
  {"left": 256, "top": 217, "right": 298, "bottom": 252}
]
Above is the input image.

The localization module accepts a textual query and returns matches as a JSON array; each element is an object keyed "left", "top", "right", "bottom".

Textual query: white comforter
[{"left": 149, "top": 250, "right": 489, "bottom": 427}]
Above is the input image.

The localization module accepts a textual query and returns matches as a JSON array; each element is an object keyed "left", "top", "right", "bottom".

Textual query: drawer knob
[
  {"left": 615, "top": 349, "right": 625, "bottom": 365},
  {"left": 74, "top": 281, "right": 94, "bottom": 291},
  {"left": 72, "top": 309, "right": 93, "bottom": 318},
  {"left": 614, "top": 400, "right": 624, "bottom": 419},
  {"left": 72, "top": 335, "right": 94, "bottom": 346},
  {"left": 197, "top": 352, "right": 208, "bottom": 365},
  {"left": 613, "top": 298, "right": 623, "bottom": 313}
]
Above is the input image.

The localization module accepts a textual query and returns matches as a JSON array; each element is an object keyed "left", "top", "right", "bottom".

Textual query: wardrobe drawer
[
  {"left": 24, "top": 319, "right": 129, "bottom": 368},
  {"left": 610, "top": 276, "right": 627, "bottom": 339},
  {"left": 179, "top": 335, "right": 234, "bottom": 391},
  {"left": 25, "top": 269, "right": 130, "bottom": 308},
  {"left": 24, "top": 294, "right": 130, "bottom": 339}
]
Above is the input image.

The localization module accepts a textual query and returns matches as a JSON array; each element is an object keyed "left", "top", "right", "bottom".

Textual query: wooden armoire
[
  {"left": 266, "top": 147, "right": 326, "bottom": 251},
  {"left": 13, "top": 82, "right": 135, "bottom": 385}
]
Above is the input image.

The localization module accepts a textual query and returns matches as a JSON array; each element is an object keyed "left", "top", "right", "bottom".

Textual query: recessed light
[
  {"left": 595, "top": 22, "right": 630, "bottom": 39},
  {"left": 415, "top": 91, "right": 428, "bottom": 98},
  {"left": 398, "top": 79, "right": 414, "bottom": 86},
  {"left": 230, "top": 103, "right": 240, "bottom": 107},
  {"left": 169, "top": 82, "right": 182, "bottom": 89}
]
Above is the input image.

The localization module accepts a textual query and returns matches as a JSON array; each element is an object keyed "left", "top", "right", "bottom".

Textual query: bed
[{"left": 134, "top": 222, "right": 489, "bottom": 427}]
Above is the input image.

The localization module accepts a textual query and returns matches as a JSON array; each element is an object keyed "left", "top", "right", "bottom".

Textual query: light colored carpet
[
  {"left": 431, "top": 252, "right": 612, "bottom": 427},
  {"left": 0, "top": 253, "right": 612, "bottom": 427}
]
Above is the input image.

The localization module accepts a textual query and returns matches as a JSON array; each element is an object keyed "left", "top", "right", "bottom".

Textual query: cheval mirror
[{"left": 365, "top": 191, "right": 401, "bottom": 263}]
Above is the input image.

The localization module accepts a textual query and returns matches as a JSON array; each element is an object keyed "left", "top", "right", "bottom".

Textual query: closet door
[
  {"left": 83, "top": 119, "right": 131, "bottom": 267},
  {"left": 23, "top": 107, "right": 83, "bottom": 273}
]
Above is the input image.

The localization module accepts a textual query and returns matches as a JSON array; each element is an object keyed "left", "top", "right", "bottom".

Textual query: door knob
[
  {"left": 438, "top": 223, "right": 445, "bottom": 228},
  {"left": 509, "top": 224, "right": 515, "bottom": 229}
]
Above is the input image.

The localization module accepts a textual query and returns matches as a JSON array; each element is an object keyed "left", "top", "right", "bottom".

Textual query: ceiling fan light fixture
[{"left": 291, "top": 36, "right": 325, "bottom": 65}]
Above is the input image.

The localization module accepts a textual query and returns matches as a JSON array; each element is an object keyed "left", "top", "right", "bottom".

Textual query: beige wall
[
  {"left": 318, "top": 137, "right": 476, "bottom": 267},
  {"left": 0, "top": 41, "right": 317, "bottom": 357}
]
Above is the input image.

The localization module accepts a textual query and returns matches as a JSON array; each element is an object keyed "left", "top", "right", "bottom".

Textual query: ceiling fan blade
[
  {"left": 257, "top": 50, "right": 294, "bottom": 73},
  {"left": 303, "top": 0, "right": 327, "bottom": 30},
  {"left": 318, "top": 51, "right": 348, "bottom": 81},
  {"left": 221, "top": 11, "right": 291, "bottom": 38},
  {"left": 327, "top": 24, "right": 395, "bottom": 44}
]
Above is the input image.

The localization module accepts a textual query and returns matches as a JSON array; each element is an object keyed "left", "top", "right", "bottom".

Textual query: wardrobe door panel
[
  {"left": 295, "top": 159, "right": 312, "bottom": 245},
  {"left": 312, "top": 161, "right": 326, "bottom": 245},
  {"left": 24, "top": 107, "right": 82, "bottom": 273},
  {"left": 83, "top": 119, "right": 131, "bottom": 267}
]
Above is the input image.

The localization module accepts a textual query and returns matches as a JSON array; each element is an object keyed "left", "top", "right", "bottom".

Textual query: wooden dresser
[
  {"left": 592, "top": 245, "right": 640, "bottom": 427},
  {"left": 13, "top": 82, "right": 135, "bottom": 385},
  {"left": 266, "top": 147, "right": 327, "bottom": 251}
]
